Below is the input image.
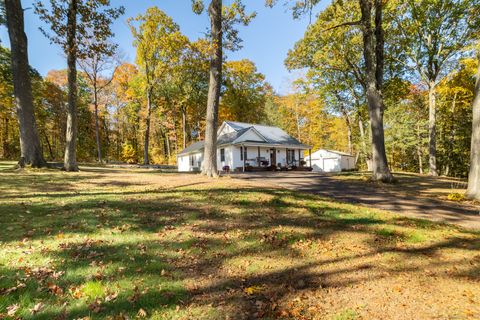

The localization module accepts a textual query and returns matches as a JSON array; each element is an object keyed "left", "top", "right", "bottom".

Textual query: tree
[
  {"left": 466, "top": 49, "right": 480, "bottom": 199},
  {"left": 282, "top": 0, "right": 393, "bottom": 181},
  {"left": 78, "top": 42, "right": 121, "bottom": 163},
  {"left": 220, "top": 59, "right": 270, "bottom": 124},
  {"left": 393, "top": 0, "right": 479, "bottom": 176},
  {"left": 35, "top": 0, "right": 124, "bottom": 171},
  {"left": 128, "top": 7, "right": 189, "bottom": 165},
  {"left": 4, "top": 0, "right": 46, "bottom": 167},
  {"left": 192, "top": 0, "right": 255, "bottom": 177}
]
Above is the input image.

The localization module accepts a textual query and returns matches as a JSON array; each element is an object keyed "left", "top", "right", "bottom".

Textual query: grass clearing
[{"left": 0, "top": 164, "right": 479, "bottom": 319}]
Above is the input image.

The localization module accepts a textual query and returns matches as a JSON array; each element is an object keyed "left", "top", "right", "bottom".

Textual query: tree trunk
[
  {"left": 43, "top": 131, "right": 54, "bottom": 160},
  {"left": 360, "top": 0, "right": 393, "bottom": 182},
  {"left": 340, "top": 106, "right": 352, "bottom": 154},
  {"left": 2, "top": 117, "right": 8, "bottom": 158},
  {"left": 358, "top": 115, "right": 372, "bottom": 170},
  {"left": 416, "top": 123, "right": 423, "bottom": 174},
  {"left": 466, "top": 50, "right": 480, "bottom": 199},
  {"left": 428, "top": 81, "right": 438, "bottom": 176},
  {"left": 63, "top": 0, "right": 78, "bottom": 171},
  {"left": 446, "top": 92, "right": 457, "bottom": 176},
  {"left": 143, "top": 87, "right": 152, "bottom": 165},
  {"left": 5, "top": 0, "right": 46, "bottom": 167},
  {"left": 182, "top": 106, "right": 187, "bottom": 150},
  {"left": 202, "top": 0, "right": 222, "bottom": 178},
  {"left": 93, "top": 85, "right": 102, "bottom": 163}
]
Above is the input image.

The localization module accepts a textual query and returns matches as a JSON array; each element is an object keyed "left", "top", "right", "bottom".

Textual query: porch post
[
  {"left": 243, "top": 144, "right": 246, "bottom": 172},
  {"left": 257, "top": 146, "right": 261, "bottom": 167},
  {"left": 286, "top": 148, "right": 288, "bottom": 167},
  {"left": 309, "top": 149, "right": 312, "bottom": 168}
]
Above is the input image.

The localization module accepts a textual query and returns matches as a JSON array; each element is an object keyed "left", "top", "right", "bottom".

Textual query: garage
[{"left": 305, "top": 149, "right": 355, "bottom": 173}]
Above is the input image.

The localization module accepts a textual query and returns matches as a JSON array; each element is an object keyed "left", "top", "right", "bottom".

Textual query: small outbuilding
[{"left": 305, "top": 149, "right": 355, "bottom": 173}]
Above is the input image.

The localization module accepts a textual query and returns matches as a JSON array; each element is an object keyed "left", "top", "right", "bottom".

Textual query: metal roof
[{"left": 178, "top": 121, "right": 310, "bottom": 155}]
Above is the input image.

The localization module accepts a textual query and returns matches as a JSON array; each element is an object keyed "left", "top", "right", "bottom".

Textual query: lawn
[{"left": 0, "top": 164, "right": 479, "bottom": 319}]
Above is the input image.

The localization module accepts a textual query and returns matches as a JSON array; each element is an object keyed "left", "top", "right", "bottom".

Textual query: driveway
[{"left": 234, "top": 172, "right": 480, "bottom": 229}]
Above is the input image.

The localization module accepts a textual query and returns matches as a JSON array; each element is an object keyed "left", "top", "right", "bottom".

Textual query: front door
[{"left": 270, "top": 148, "right": 276, "bottom": 166}]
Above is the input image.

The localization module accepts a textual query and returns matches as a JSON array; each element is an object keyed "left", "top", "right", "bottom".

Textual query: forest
[{"left": 1, "top": 0, "right": 479, "bottom": 187}]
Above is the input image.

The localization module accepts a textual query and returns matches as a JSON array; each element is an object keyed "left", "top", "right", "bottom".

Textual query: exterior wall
[
  {"left": 219, "top": 123, "right": 236, "bottom": 135},
  {"left": 306, "top": 149, "right": 356, "bottom": 172},
  {"left": 177, "top": 152, "right": 203, "bottom": 172},
  {"left": 235, "top": 129, "right": 264, "bottom": 143},
  {"left": 217, "top": 145, "right": 234, "bottom": 170},
  {"left": 178, "top": 146, "right": 311, "bottom": 172},
  {"left": 341, "top": 156, "right": 355, "bottom": 170}
]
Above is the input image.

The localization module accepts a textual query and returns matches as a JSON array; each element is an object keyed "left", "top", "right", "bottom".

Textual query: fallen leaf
[
  {"left": 7, "top": 304, "right": 20, "bottom": 316},
  {"left": 244, "top": 285, "right": 263, "bottom": 295},
  {"left": 30, "top": 302, "right": 44, "bottom": 314},
  {"left": 137, "top": 308, "right": 147, "bottom": 318}
]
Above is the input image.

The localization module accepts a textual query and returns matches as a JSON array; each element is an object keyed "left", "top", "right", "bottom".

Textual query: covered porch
[{"left": 235, "top": 143, "right": 312, "bottom": 172}]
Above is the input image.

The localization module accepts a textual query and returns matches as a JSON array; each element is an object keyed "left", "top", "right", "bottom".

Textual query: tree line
[{"left": 1, "top": 0, "right": 480, "bottom": 198}]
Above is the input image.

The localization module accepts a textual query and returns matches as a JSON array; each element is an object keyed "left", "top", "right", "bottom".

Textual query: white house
[
  {"left": 305, "top": 149, "right": 355, "bottom": 173},
  {"left": 177, "top": 121, "right": 311, "bottom": 172}
]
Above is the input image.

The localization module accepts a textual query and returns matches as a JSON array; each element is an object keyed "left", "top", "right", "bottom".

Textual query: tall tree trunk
[
  {"left": 428, "top": 81, "right": 438, "bottom": 176},
  {"left": 5, "top": 0, "right": 46, "bottom": 168},
  {"left": 446, "top": 92, "right": 457, "bottom": 176},
  {"left": 43, "top": 131, "right": 54, "bottom": 160},
  {"left": 182, "top": 106, "right": 187, "bottom": 149},
  {"left": 93, "top": 85, "right": 102, "bottom": 163},
  {"left": 144, "top": 87, "right": 152, "bottom": 165},
  {"left": 202, "top": 0, "right": 222, "bottom": 178},
  {"left": 359, "top": 0, "right": 393, "bottom": 182},
  {"left": 63, "top": 0, "right": 78, "bottom": 171},
  {"left": 416, "top": 123, "right": 424, "bottom": 174},
  {"left": 103, "top": 117, "right": 110, "bottom": 163},
  {"left": 340, "top": 106, "right": 352, "bottom": 154},
  {"left": 358, "top": 115, "right": 372, "bottom": 170},
  {"left": 2, "top": 117, "right": 8, "bottom": 158},
  {"left": 466, "top": 50, "right": 480, "bottom": 199},
  {"left": 172, "top": 107, "right": 178, "bottom": 155}
]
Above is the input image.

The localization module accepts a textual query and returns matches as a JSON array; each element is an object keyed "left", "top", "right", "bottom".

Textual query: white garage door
[{"left": 323, "top": 158, "right": 339, "bottom": 172}]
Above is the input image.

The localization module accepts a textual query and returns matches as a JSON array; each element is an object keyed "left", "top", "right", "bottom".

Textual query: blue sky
[{"left": 0, "top": 0, "right": 326, "bottom": 94}]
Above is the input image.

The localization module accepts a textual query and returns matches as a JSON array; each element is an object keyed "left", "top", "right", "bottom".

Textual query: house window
[
  {"left": 220, "top": 148, "right": 225, "bottom": 162},
  {"left": 190, "top": 155, "right": 194, "bottom": 166},
  {"left": 240, "top": 147, "right": 247, "bottom": 161}
]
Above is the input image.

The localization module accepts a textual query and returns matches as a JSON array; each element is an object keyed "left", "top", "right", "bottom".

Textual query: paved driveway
[{"left": 234, "top": 172, "right": 480, "bottom": 229}]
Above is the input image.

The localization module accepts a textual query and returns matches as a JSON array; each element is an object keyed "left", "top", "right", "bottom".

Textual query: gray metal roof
[
  {"left": 224, "top": 121, "right": 307, "bottom": 146},
  {"left": 178, "top": 121, "right": 310, "bottom": 155},
  {"left": 178, "top": 141, "right": 204, "bottom": 155}
]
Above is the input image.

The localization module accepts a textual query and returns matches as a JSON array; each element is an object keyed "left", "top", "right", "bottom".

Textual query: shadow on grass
[{"left": 1, "top": 170, "right": 479, "bottom": 319}]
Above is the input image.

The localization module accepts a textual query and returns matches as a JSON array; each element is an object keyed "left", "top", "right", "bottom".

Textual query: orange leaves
[{"left": 47, "top": 282, "right": 64, "bottom": 295}]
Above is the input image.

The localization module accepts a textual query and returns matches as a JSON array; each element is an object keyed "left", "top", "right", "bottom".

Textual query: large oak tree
[{"left": 5, "top": 0, "right": 46, "bottom": 167}]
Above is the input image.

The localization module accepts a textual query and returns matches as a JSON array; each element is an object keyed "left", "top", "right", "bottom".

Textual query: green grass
[
  {"left": 0, "top": 161, "right": 15, "bottom": 171},
  {"left": 0, "top": 164, "right": 479, "bottom": 319}
]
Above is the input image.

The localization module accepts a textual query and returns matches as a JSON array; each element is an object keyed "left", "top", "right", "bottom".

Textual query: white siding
[
  {"left": 177, "top": 152, "right": 203, "bottom": 172},
  {"left": 306, "top": 149, "right": 355, "bottom": 172},
  {"left": 234, "top": 129, "right": 264, "bottom": 143}
]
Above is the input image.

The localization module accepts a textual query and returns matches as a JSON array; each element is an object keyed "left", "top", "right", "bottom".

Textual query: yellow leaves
[
  {"left": 70, "top": 286, "right": 83, "bottom": 299},
  {"left": 244, "top": 285, "right": 263, "bottom": 295}
]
